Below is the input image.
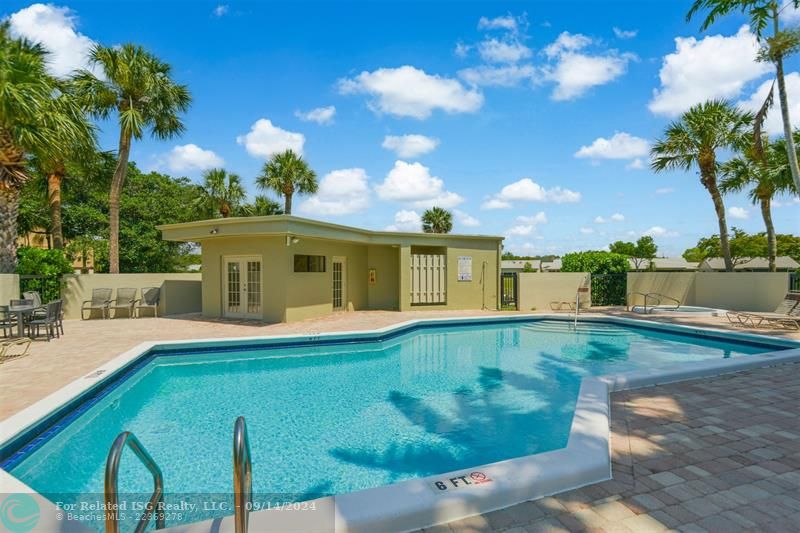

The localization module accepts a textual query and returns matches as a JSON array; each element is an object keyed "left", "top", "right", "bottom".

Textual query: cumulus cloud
[
  {"left": 649, "top": 26, "right": 770, "bottom": 116},
  {"left": 643, "top": 226, "right": 679, "bottom": 238},
  {"left": 375, "top": 161, "right": 463, "bottom": 209},
  {"left": 8, "top": 3, "right": 97, "bottom": 78},
  {"left": 507, "top": 211, "right": 547, "bottom": 236},
  {"left": 381, "top": 135, "right": 440, "bottom": 158},
  {"left": 213, "top": 4, "right": 229, "bottom": 16},
  {"left": 739, "top": 73, "right": 800, "bottom": 135},
  {"left": 728, "top": 206, "right": 750, "bottom": 220},
  {"left": 773, "top": 196, "right": 800, "bottom": 207},
  {"left": 454, "top": 209, "right": 480, "bottom": 227},
  {"left": 385, "top": 210, "right": 422, "bottom": 232},
  {"left": 655, "top": 187, "right": 674, "bottom": 194},
  {"left": 610, "top": 213, "right": 625, "bottom": 221},
  {"left": 236, "top": 119, "right": 305, "bottom": 158},
  {"left": 165, "top": 144, "right": 224, "bottom": 172},
  {"left": 517, "top": 212, "right": 548, "bottom": 225},
  {"left": 482, "top": 178, "right": 581, "bottom": 209},
  {"left": 478, "top": 38, "right": 532, "bottom": 63},
  {"left": 580, "top": 227, "right": 594, "bottom": 234},
  {"left": 626, "top": 158, "right": 645, "bottom": 170},
  {"left": 575, "top": 132, "right": 649, "bottom": 160},
  {"left": 338, "top": 66, "right": 484, "bottom": 119},
  {"left": 458, "top": 64, "right": 537, "bottom": 87},
  {"left": 478, "top": 15, "right": 519, "bottom": 32},
  {"left": 613, "top": 27, "right": 637, "bottom": 39},
  {"left": 298, "top": 168, "right": 370, "bottom": 216},
  {"left": 295, "top": 106, "right": 336, "bottom": 125}
]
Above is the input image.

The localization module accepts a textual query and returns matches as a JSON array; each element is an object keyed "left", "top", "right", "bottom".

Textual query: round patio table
[{"left": 8, "top": 304, "right": 36, "bottom": 337}]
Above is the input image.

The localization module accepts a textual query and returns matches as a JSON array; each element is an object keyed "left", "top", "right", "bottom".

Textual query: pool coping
[{"left": 1, "top": 314, "right": 799, "bottom": 533}]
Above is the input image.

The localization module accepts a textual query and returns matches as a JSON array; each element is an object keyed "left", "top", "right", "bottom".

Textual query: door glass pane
[
  {"left": 227, "top": 262, "right": 240, "bottom": 313},
  {"left": 247, "top": 261, "right": 261, "bottom": 314},
  {"left": 332, "top": 261, "right": 342, "bottom": 309}
]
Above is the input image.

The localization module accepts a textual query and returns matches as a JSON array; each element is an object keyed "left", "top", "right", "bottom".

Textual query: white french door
[
  {"left": 332, "top": 256, "right": 347, "bottom": 311},
  {"left": 223, "top": 256, "right": 262, "bottom": 319}
]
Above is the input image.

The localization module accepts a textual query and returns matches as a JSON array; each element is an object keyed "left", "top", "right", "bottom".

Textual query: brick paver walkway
[{"left": 433, "top": 363, "right": 800, "bottom": 533}]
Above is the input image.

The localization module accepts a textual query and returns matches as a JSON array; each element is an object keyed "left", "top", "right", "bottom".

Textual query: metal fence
[
  {"left": 791, "top": 272, "right": 800, "bottom": 293},
  {"left": 501, "top": 272, "right": 518, "bottom": 310},
  {"left": 19, "top": 274, "right": 62, "bottom": 304},
  {"left": 590, "top": 273, "right": 627, "bottom": 306}
]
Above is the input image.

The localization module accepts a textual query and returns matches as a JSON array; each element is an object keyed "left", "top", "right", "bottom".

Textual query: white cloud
[
  {"left": 236, "top": 119, "right": 305, "bottom": 158},
  {"left": 626, "top": 158, "right": 645, "bottom": 170},
  {"left": 507, "top": 225, "right": 537, "bottom": 236},
  {"left": 649, "top": 26, "right": 770, "bottom": 116},
  {"left": 298, "top": 168, "right": 370, "bottom": 216},
  {"left": 738, "top": 73, "right": 800, "bottom": 135},
  {"left": 543, "top": 31, "right": 592, "bottom": 58},
  {"left": 478, "top": 15, "right": 518, "bottom": 32},
  {"left": 516, "top": 212, "right": 548, "bottom": 224},
  {"left": 294, "top": 106, "right": 336, "bottom": 125},
  {"left": 594, "top": 216, "right": 607, "bottom": 224},
  {"left": 478, "top": 38, "right": 532, "bottom": 63},
  {"left": 610, "top": 213, "right": 625, "bottom": 221},
  {"left": 213, "top": 4, "right": 229, "bottom": 16},
  {"left": 385, "top": 210, "right": 422, "bottom": 232},
  {"left": 481, "top": 178, "right": 581, "bottom": 209},
  {"left": 644, "top": 226, "right": 679, "bottom": 238},
  {"left": 613, "top": 27, "right": 637, "bottom": 39},
  {"left": 655, "top": 187, "right": 674, "bottom": 194},
  {"left": 580, "top": 227, "right": 594, "bottom": 234},
  {"left": 773, "top": 196, "right": 800, "bottom": 207},
  {"left": 381, "top": 135, "right": 440, "bottom": 158},
  {"left": 458, "top": 64, "right": 537, "bottom": 87},
  {"left": 8, "top": 3, "right": 96, "bottom": 78},
  {"left": 165, "top": 144, "right": 224, "bottom": 172},
  {"left": 575, "top": 132, "right": 649, "bottom": 160},
  {"left": 338, "top": 66, "right": 484, "bottom": 119},
  {"left": 544, "top": 50, "right": 635, "bottom": 101},
  {"left": 454, "top": 209, "right": 480, "bottom": 227},
  {"left": 375, "top": 161, "right": 463, "bottom": 209},
  {"left": 455, "top": 41, "right": 471, "bottom": 58},
  {"left": 728, "top": 206, "right": 750, "bottom": 220}
]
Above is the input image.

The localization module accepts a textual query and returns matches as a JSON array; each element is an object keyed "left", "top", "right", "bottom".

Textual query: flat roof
[{"left": 158, "top": 215, "right": 504, "bottom": 245}]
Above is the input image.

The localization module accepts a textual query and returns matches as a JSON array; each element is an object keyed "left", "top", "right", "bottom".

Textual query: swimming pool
[{"left": 1, "top": 317, "right": 797, "bottom": 532}]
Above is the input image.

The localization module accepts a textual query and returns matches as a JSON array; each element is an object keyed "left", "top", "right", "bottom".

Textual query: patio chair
[
  {"left": 81, "top": 288, "right": 112, "bottom": 319},
  {"left": 0, "top": 338, "right": 32, "bottom": 363},
  {"left": 0, "top": 306, "right": 14, "bottom": 338},
  {"left": 726, "top": 293, "right": 800, "bottom": 330},
  {"left": 22, "top": 291, "right": 42, "bottom": 307},
  {"left": 26, "top": 301, "right": 59, "bottom": 341},
  {"left": 135, "top": 287, "right": 160, "bottom": 318},
  {"left": 109, "top": 288, "right": 138, "bottom": 319}
]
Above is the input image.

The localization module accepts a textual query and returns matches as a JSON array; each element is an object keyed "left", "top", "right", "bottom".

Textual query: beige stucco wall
[
  {"left": 0, "top": 274, "right": 19, "bottom": 306},
  {"left": 627, "top": 272, "right": 789, "bottom": 312},
  {"left": 61, "top": 273, "right": 201, "bottom": 319},
  {"left": 367, "top": 245, "right": 400, "bottom": 310},
  {"left": 517, "top": 272, "right": 590, "bottom": 312}
]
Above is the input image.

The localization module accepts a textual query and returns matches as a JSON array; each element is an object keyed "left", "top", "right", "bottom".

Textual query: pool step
[{"left": 521, "top": 322, "right": 637, "bottom": 336}]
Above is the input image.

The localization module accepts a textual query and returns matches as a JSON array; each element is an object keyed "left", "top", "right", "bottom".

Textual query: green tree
[
  {"left": 561, "top": 251, "right": 629, "bottom": 274},
  {"left": 256, "top": 149, "right": 317, "bottom": 215},
  {"left": 238, "top": 195, "right": 282, "bottom": 217},
  {"left": 421, "top": 207, "right": 453, "bottom": 234},
  {"left": 650, "top": 100, "right": 753, "bottom": 271},
  {"left": 612, "top": 236, "right": 659, "bottom": 271},
  {"left": 0, "top": 24, "right": 93, "bottom": 272},
  {"left": 683, "top": 228, "right": 767, "bottom": 266},
  {"left": 196, "top": 168, "right": 247, "bottom": 218},
  {"left": 17, "top": 246, "right": 74, "bottom": 302},
  {"left": 688, "top": 0, "right": 800, "bottom": 192},
  {"left": 720, "top": 135, "right": 798, "bottom": 271},
  {"left": 73, "top": 44, "right": 191, "bottom": 273}
]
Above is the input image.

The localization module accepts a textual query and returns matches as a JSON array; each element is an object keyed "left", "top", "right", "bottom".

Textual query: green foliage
[
  {"left": 195, "top": 168, "right": 247, "bottom": 218},
  {"left": 256, "top": 149, "right": 317, "bottom": 214},
  {"left": 561, "top": 251, "right": 629, "bottom": 274},
  {"left": 684, "top": 228, "right": 800, "bottom": 264},
  {"left": 421, "top": 207, "right": 453, "bottom": 234},
  {"left": 610, "top": 236, "right": 659, "bottom": 270},
  {"left": 17, "top": 247, "right": 73, "bottom": 302},
  {"left": 238, "top": 195, "right": 282, "bottom": 217},
  {"left": 522, "top": 262, "right": 535, "bottom": 273}
]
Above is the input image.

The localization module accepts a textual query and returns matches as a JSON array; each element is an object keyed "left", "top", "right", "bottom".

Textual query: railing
[
  {"left": 791, "top": 272, "right": 799, "bottom": 293},
  {"left": 233, "top": 416, "right": 252, "bottom": 533},
  {"left": 626, "top": 291, "right": 648, "bottom": 311},
  {"left": 19, "top": 274, "right": 62, "bottom": 304},
  {"left": 626, "top": 292, "right": 681, "bottom": 313},
  {"left": 105, "top": 432, "right": 165, "bottom": 533}
]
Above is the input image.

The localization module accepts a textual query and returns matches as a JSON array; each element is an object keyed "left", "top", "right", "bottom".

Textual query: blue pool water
[{"left": 5, "top": 319, "right": 788, "bottom": 529}]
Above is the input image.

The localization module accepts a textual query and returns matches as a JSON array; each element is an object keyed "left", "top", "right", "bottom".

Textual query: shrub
[
  {"left": 17, "top": 247, "right": 73, "bottom": 302},
  {"left": 561, "top": 251, "right": 629, "bottom": 274}
]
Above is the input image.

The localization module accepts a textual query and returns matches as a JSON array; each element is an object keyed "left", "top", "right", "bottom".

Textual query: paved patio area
[{"left": 433, "top": 363, "right": 800, "bottom": 533}]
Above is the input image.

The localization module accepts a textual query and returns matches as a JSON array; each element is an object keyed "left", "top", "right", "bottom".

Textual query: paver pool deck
[{"left": 1, "top": 309, "right": 798, "bottom": 532}]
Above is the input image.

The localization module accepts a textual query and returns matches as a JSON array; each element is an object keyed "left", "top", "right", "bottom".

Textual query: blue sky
[{"left": 5, "top": 1, "right": 800, "bottom": 257}]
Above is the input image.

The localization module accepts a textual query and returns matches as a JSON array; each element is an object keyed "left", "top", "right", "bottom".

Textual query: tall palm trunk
[
  {"left": 109, "top": 130, "right": 132, "bottom": 273},
  {"left": 760, "top": 196, "right": 777, "bottom": 272},
  {"left": 47, "top": 161, "right": 66, "bottom": 249},
  {"left": 284, "top": 191, "right": 293, "bottom": 215},
  {"left": 773, "top": 11, "right": 800, "bottom": 192},
  {"left": 699, "top": 152, "right": 733, "bottom": 271},
  {"left": 0, "top": 188, "right": 20, "bottom": 273}
]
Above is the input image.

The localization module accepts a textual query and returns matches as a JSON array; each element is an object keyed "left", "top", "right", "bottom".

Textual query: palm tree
[
  {"left": 73, "top": 44, "right": 191, "bottom": 273},
  {"left": 687, "top": 0, "right": 800, "bottom": 192},
  {"left": 720, "top": 135, "right": 798, "bottom": 271},
  {"left": 421, "top": 207, "right": 453, "bottom": 234},
  {"left": 0, "top": 24, "right": 93, "bottom": 272},
  {"left": 650, "top": 100, "right": 753, "bottom": 271},
  {"left": 196, "top": 168, "right": 247, "bottom": 218},
  {"left": 240, "top": 195, "right": 282, "bottom": 217},
  {"left": 255, "top": 149, "right": 317, "bottom": 215}
]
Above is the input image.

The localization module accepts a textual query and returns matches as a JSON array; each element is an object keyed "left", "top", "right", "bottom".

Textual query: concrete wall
[
  {"left": 0, "top": 274, "right": 19, "bottom": 306},
  {"left": 367, "top": 245, "right": 399, "bottom": 311},
  {"left": 627, "top": 272, "right": 790, "bottom": 312},
  {"left": 517, "top": 272, "right": 590, "bottom": 312},
  {"left": 62, "top": 273, "right": 202, "bottom": 319}
]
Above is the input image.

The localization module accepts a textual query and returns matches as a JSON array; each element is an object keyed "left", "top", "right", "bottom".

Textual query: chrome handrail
[
  {"left": 643, "top": 293, "right": 662, "bottom": 313},
  {"left": 647, "top": 292, "right": 681, "bottom": 310},
  {"left": 625, "top": 291, "right": 649, "bottom": 311},
  {"left": 105, "top": 431, "right": 164, "bottom": 533},
  {"left": 233, "top": 416, "right": 252, "bottom": 533}
]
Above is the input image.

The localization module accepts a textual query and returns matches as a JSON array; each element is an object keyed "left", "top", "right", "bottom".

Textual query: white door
[
  {"left": 332, "top": 256, "right": 347, "bottom": 311},
  {"left": 224, "top": 256, "right": 262, "bottom": 318}
]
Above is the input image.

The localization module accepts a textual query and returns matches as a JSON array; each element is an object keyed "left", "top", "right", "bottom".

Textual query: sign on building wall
[
  {"left": 368, "top": 268, "right": 377, "bottom": 286},
  {"left": 457, "top": 256, "right": 472, "bottom": 281}
]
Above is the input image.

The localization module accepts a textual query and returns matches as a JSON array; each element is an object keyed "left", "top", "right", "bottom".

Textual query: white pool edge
[{"left": 1, "top": 314, "right": 798, "bottom": 533}]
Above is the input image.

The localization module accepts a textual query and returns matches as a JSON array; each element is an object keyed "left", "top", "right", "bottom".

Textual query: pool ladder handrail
[
  {"left": 625, "top": 291, "right": 650, "bottom": 312},
  {"left": 233, "top": 416, "right": 252, "bottom": 533},
  {"left": 105, "top": 431, "right": 165, "bottom": 533},
  {"left": 647, "top": 292, "right": 681, "bottom": 310}
]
